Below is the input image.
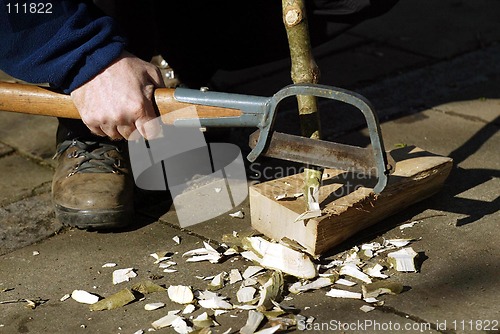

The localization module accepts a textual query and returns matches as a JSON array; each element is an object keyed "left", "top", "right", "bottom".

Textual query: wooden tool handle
[{"left": 0, "top": 81, "right": 241, "bottom": 122}]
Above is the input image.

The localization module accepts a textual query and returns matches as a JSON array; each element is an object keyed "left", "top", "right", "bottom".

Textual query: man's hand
[{"left": 70, "top": 51, "right": 165, "bottom": 140}]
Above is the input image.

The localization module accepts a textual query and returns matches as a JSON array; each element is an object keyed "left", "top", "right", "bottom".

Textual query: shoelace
[{"left": 54, "top": 139, "right": 124, "bottom": 176}]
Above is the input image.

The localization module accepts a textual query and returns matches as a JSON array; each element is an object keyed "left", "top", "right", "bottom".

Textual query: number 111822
[{"left": 6, "top": 2, "right": 53, "bottom": 14}]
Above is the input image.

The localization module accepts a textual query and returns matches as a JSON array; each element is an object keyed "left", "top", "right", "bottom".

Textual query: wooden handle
[
  {"left": 0, "top": 81, "right": 80, "bottom": 118},
  {"left": 0, "top": 81, "right": 242, "bottom": 122}
]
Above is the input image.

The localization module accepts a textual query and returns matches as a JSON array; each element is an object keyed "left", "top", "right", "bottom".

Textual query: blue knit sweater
[{"left": 0, "top": 0, "right": 126, "bottom": 93}]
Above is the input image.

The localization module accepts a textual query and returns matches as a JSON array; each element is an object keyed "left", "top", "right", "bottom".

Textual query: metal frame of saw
[{"left": 172, "top": 83, "right": 392, "bottom": 193}]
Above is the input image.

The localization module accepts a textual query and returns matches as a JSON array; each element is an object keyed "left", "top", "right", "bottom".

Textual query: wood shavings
[
  {"left": 158, "top": 260, "right": 177, "bottom": 274},
  {"left": 196, "top": 290, "right": 233, "bottom": 310},
  {"left": 0, "top": 298, "right": 46, "bottom": 309},
  {"left": 360, "top": 305, "right": 375, "bottom": 313},
  {"left": 198, "top": 297, "right": 233, "bottom": 310},
  {"left": 344, "top": 247, "right": 363, "bottom": 265},
  {"left": 24, "top": 299, "right": 37, "bottom": 309},
  {"left": 242, "top": 277, "right": 259, "bottom": 287},
  {"left": 387, "top": 247, "right": 418, "bottom": 272},
  {"left": 399, "top": 221, "right": 420, "bottom": 230},
  {"left": 274, "top": 192, "right": 303, "bottom": 201},
  {"left": 242, "top": 237, "right": 317, "bottom": 279},
  {"left": 384, "top": 239, "right": 413, "bottom": 248},
  {"left": 151, "top": 311, "right": 183, "bottom": 330},
  {"left": 361, "top": 242, "right": 384, "bottom": 251},
  {"left": 183, "top": 241, "right": 222, "bottom": 264},
  {"left": 167, "top": 285, "right": 194, "bottom": 304},
  {"left": 325, "top": 288, "right": 362, "bottom": 299},
  {"left": 364, "top": 263, "right": 389, "bottom": 279},
  {"left": 334, "top": 278, "right": 356, "bottom": 287},
  {"left": 150, "top": 251, "right": 173, "bottom": 264},
  {"left": 159, "top": 261, "right": 177, "bottom": 268},
  {"left": 112, "top": 268, "right": 137, "bottom": 285},
  {"left": 288, "top": 277, "right": 335, "bottom": 294},
  {"left": 182, "top": 304, "right": 196, "bottom": 314},
  {"left": 257, "top": 271, "right": 284, "bottom": 310},
  {"left": 362, "top": 281, "right": 404, "bottom": 299},
  {"left": 229, "top": 269, "right": 243, "bottom": 284},
  {"left": 208, "top": 272, "right": 227, "bottom": 291},
  {"left": 214, "top": 309, "right": 228, "bottom": 316},
  {"left": 339, "top": 263, "right": 372, "bottom": 284},
  {"left": 293, "top": 209, "right": 322, "bottom": 222},
  {"left": 237, "top": 286, "right": 257, "bottom": 303},
  {"left": 192, "top": 312, "right": 218, "bottom": 328},
  {"left": 71, "top": 290, "right": 99, "bottom": 304},
  {"left": 242, "top": 266, "right": 265, "bottom": 279},
  {"left": 144, "top": 302, "right": 165, "bottom": 311},
  {"left": 60, "top": 294, "right": 71, "bottom": 302},
  {"left": 229, "top": 210, "right": 244, "bottom": 219},
  {"left": 240, "top": 310, "right": 264, "bottom": 334}
]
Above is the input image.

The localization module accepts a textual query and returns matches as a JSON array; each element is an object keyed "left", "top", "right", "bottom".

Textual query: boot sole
[{"left": 54, "top": 204, "right": 133, "bottom": 230}]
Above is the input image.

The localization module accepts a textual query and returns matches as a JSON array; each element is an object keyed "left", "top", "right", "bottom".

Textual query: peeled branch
[
  {"left": 282, "top": 0, "right": 323, "bottom": 209},
  {"left": 89, "top": 288, "right": 136, "bottom": 311}
]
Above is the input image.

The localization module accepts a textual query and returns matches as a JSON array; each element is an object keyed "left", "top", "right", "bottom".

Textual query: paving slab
[
  {"left": 212, "top": 33, "right": 367, "bottom": 94},
  {"left": 213, "top": 41, "right": 428, "bottom": 98},
  {"left": 0, "top": 193, "right": 60, "bottom": 256},
  {"left": 360, "top": 43, "right": 500, "bottom": 115},
  {"left": 376, "top": 211, "right": 499, "bottom": 333},
  {"left": 315, "top": 42, "right": 428, "bottom": 88},
  {"left": 0, "top": 112, "right": 58, "bottom": 165},
  {"left": 333, "top": 96, "right": 500, "bottom": 330},
  {"left": 0, "top": 153, "right": 53, "bottom": 207},
  {"left": 349, "top": 0, "right": 500, "bottom": 59},
  {"left": 0, "top": 216, "right": 445, "bottom": 334},
  {"left": 380, "top": 109, "right": 499, "bottom": 168},
  {"left": 0, "top": 142, "right": 13, "bottom": 158},
  {"left": 432, "top": 98, "right": 500, "bottom": 125}
]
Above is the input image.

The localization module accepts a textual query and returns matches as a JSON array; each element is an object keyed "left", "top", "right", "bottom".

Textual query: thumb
[{"left": 135, "top": 104, "right": 163, "bottom": 140}]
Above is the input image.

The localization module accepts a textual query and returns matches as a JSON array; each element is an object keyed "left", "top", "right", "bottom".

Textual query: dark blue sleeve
[{"left": 0, "top": 0, "right": 127, "bottom": 93}]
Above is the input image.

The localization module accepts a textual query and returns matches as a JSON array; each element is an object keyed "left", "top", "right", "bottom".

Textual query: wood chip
[
  {"left": 387, "top": 247, "right": 418, "bottom": 272},
  {"left": 339, "top": 263, "right": 372, "bottom": 284},
  {"left": 71, "top": 290, "right": 99, "bottom": 304},
  {"left": 167, "top": 285, "right": 194, "bottom": 304},
  {"left": 242, "top": 237, "right": 317, "bottom": 279},
  {"left": 240, "top": 310, "right": 264, "bottom": 334},
  {"left": 145, "top": 302, "right": 165, "bottom": 311},
  {"left": 360, "top": 305, "right": 375, "bottom": 313},
  {"left": 112, "top": 268, "right": 137, "bottom": 285},
  {"left": 325, "top": 288, "right": 362, "bottom": 299}
]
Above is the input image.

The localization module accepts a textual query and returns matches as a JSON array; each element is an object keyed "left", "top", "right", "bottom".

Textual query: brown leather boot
[{"left": 52, "top": 139, "right": 134, "bottom": 229}]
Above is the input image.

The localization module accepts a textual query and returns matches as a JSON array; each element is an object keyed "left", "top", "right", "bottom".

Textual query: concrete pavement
[{"left": 1, "top": 0, "right": 499, "bottom": 333}]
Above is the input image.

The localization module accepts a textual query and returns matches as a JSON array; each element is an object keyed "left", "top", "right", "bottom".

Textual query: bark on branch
[{"left": 282, "top": 0, "right": 323, "bottom": 211}]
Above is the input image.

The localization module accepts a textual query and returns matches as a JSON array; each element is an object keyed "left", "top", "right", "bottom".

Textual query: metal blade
[{"left": 249, "top": 131, "right": 384, "bottom": 177}]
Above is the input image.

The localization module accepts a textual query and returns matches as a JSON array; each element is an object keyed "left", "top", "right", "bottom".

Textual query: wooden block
[{"left": 249, "top": 146, "right": 453, "bottom": 256}]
